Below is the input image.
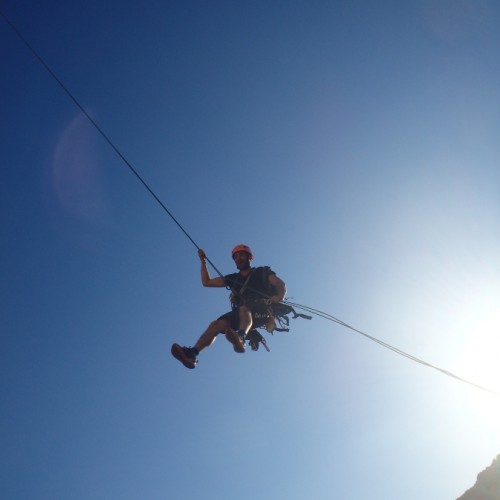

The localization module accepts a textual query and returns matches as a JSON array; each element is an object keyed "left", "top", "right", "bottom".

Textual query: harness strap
[
  {"left": 238, "top": 269, "right": 254, "bottom": 297},
  {"left": 229, "top": 269, "right": 254, "bottom": 308}
]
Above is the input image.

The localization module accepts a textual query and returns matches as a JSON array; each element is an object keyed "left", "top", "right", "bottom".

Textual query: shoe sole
[
  {"left": 171, "top": 344, "right": 196, "bottom": 369},
  {"left": 225, "top": 329, "right": 245, "bottom": 353}
]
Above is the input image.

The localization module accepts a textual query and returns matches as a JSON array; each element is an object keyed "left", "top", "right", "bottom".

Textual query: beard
[{"left": 236, "top": 259, "right": 251, "bottom": 271}]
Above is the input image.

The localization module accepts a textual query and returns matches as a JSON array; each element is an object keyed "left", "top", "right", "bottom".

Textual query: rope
[
  {"left": 283, "top": 300, "right": 500, "bottom": 397},
  {"left": 0, "top": 8, "right": 224, "bottom": 278},
  {"left": 221, "top": 275, "right": 499, "bottom": 397},
  {"left": 3, "top": 9, "right": 498, "bottom": 398}
]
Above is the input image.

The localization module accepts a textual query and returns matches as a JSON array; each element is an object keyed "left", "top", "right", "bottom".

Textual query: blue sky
[{"left": 2, "top": 1, "right": 500, "bottom": 499}]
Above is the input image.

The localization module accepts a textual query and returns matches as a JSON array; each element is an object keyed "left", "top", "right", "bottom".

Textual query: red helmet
[{"left": 231, "top": 244, "right": 253, "bottom": 260}]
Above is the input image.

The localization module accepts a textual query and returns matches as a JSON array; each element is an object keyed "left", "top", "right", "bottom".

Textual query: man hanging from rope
[{"left": 171, "top": 244, "right": 287, "bottom": 369}]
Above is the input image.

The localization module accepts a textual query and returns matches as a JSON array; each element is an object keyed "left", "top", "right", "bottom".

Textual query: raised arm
[{"left": 198, "top": 249, "right": 226, "bottom": 287}]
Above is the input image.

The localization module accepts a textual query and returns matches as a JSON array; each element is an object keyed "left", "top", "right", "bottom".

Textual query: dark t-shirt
[{"left": 224, "top": 266, "right": 276, "bottom": 304}]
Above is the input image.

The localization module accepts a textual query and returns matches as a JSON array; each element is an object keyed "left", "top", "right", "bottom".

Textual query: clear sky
[{"left": 2, "top": 1, "right": 500, "bottom": 499}]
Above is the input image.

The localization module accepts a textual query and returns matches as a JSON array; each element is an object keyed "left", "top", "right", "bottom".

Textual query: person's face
[{"left": 233, "top": 251, "right": 251, "bottom": 270}]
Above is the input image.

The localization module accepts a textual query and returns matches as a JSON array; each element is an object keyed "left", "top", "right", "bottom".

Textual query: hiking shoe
[
  {"left": 225, "top": 328, "right": 246, "bottom": 353},
  {"left": 171, "top": 344, "right": 198, "bottom": 369}
]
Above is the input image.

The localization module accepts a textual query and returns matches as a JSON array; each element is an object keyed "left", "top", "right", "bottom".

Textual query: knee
[
  {"left": 209, "top": 319, "right": 228, "bottom": 332},
  {"left": 239, "top": 305, "right": 251, "bottom": 316},
  {"left": 239, "top": 307, "right": 252, "bottom": 324}
]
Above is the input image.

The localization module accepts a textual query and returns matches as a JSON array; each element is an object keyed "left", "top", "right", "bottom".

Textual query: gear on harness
[
  {"left": 266, "top": 302, "right": 313, "bottom": 332},
  {"left": 224, "top": 264, "right": 312, "bottom": 352},
  {"left": 241, "top": 301, "right": 312, "bottom": 353},
  {"left": 246, "top": 329, "right": 270, "bottom": 352}
]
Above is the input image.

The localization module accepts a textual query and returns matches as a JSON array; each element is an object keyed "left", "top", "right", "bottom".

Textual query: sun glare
[{"left": 456, "top": 305, "right": 500, "bottom": 428}]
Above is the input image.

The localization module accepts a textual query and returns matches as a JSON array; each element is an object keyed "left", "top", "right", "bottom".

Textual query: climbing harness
[
  {"left": 228, "top": 268, "right": 254, "bottom": 308},
  {"left": 225, "top": 266, "right": 313, "bottom": 352},
  {"left": 242, "top": 300, "right": 313, "bottom": 353}
]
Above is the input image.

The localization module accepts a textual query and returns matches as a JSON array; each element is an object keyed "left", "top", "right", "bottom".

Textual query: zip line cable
[{"left": 3, "top": 10, "right": 498, "bottom": 398}]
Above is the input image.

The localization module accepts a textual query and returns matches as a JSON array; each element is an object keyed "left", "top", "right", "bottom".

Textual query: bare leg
[
  {"left": 171, "top": 317, "right": 233, "bottom": 369},
  {"left": 238, "top": 305, "right": 253, "bottom": 334},
  {"left": 223, "top": 306, "right": 254, "bottom": 354},
  {"left": 194, "top": 318, "right": 231, "bottom": 353}
]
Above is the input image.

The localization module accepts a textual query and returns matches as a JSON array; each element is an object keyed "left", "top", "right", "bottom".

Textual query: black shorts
[{"left": 218, "top": 301, "right": 275, "bottom": 330}]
